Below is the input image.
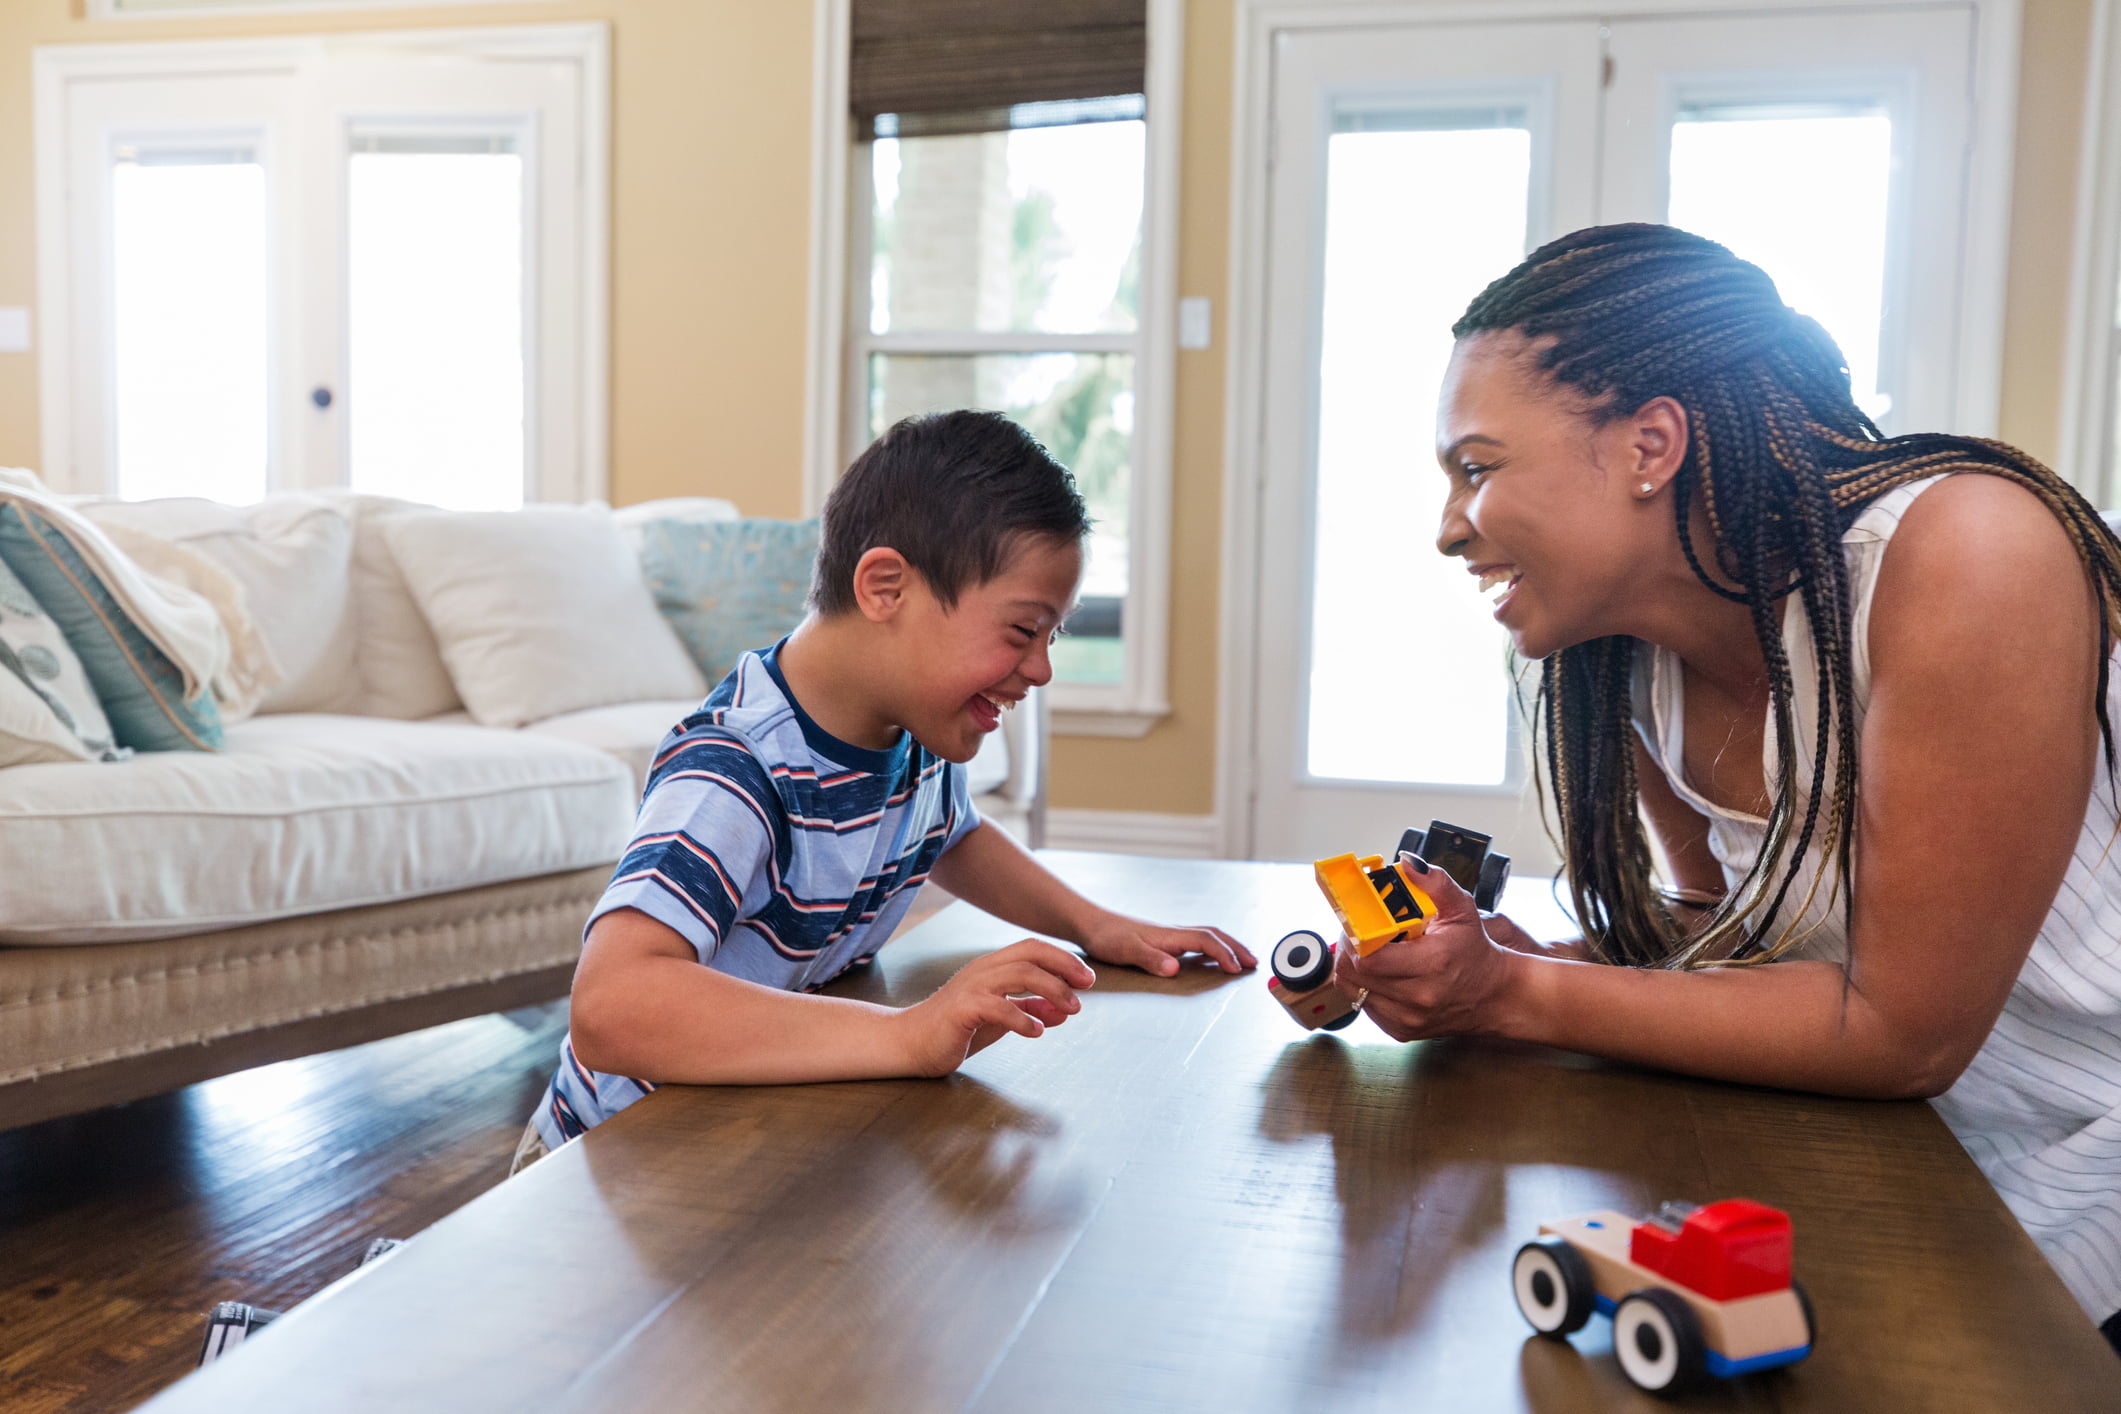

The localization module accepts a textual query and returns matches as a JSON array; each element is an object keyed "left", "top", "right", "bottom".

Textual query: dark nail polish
[{"left": 1403, "top": 853, "right": 1431, "bottom": 874}]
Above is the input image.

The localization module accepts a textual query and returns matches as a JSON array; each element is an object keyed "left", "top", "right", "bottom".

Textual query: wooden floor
[
  {"left": 0, "top": 887, "right": 957, "bottom": 1413},
  {"left": 0, "top": 999, "right": 572, "bottom": 1414}
]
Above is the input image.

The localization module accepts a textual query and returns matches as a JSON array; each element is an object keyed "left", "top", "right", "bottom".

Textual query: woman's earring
[{"left": 1638, "top": 481, "right": 1656, "bottom": 496}]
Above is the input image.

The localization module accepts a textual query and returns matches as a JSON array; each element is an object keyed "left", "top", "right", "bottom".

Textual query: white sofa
[{"left": 0, "top": 491, "right": 1037, "bottom": 1130}]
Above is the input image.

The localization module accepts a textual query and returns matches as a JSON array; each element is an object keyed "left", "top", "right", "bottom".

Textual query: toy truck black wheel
[
  {"left": 1511, "top": 1238, "right": 1595, "bottom": 1337},
  {"left": 1475, "top": 851, "right": 1512, "bottom": 912},
  {"left": 1270, "top": 929, "right": 1335, "bottom": 991},
  {"left": 1612, "top": 1287, "right": 1706, "bottom": 1396},
  {"left": 1319, "top": 1008, "right": 1360, "bottom": 1031}
]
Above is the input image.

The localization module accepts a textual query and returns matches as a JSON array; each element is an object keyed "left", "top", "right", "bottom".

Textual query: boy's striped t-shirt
[{"left": 532, "top": 643, "right": 978, "bottom": 1146}]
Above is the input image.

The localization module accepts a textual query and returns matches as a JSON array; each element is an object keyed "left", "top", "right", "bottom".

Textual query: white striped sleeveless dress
[{"left": 1631, "top": 474, "right": 2121, "bottom": 1323}]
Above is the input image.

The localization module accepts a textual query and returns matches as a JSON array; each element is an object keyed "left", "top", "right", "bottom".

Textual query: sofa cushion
[
  {"left": 313, "top": 491, "right": 466, "bottom": 721},
  {"left": 637, "top": 517, "right": 820, "bottom": 686},
  {"left": 0, "top": 714, "right": 635, "bottom": 945},
  {"left": 0, "top": 553, "right": 119, "bottom": 763},
  {"left": 385, "top": 505, "right": 705, "bottom": 729},
  {"left": 77, "top": 495, "right": 361, "bottom": 716},
  {"left": 521, "top": 699, "right": 701, "bottom": 794},
  {"left": 0, "top": 504, "right": 225, "bottom": 752}
]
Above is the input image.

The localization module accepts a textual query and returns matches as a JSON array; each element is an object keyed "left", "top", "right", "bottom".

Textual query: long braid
[{"left": 1457, "top": 224, "right": 2121, "bottom": 969}]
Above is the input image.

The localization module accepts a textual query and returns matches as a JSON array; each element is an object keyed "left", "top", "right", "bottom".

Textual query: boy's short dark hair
[{"left": 810, "top": 410, "right": 1091, "bottom": 615}]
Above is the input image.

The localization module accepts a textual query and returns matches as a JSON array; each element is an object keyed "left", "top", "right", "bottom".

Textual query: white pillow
[
  {"left": 315, "top": 491, "right": 465, "bottom": 721},
  {"left": 79, "top": 495, "right": 359, "bottom": 715},
  {"left": 385, "top": 505, "right": 706, "bottom": 729}
]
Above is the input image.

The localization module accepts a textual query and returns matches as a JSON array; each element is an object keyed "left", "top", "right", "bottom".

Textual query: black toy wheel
[
  {"left": 1397, "top": 827, "right": 1427, "bottom": 861},
  {"left": 1270, "top": 929, "right": 1335, "bottom": 991},
  {"left": 1475, "top": 851, "right": 1512, "bottom": 912},
  {"left": 1612, "top": 1287, "right": 1706, "bottom": 1396},
  {"left": 1791, "top": 1278, "right": 1816, "bottom": 1352},
  {"left": 1320, "top": 1007, "right": 1360, "bottom": 1031},
  {"left": 1511, "top": 1238, "right": 1595, "bottom": 1337}
]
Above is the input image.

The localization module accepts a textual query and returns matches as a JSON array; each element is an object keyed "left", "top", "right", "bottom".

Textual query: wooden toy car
[
  {"left": 1268, "top": 821, "right": 1511, "bottom": 1031},
  {"left": 1512, "top": 1200, "right": 1814, "bottom": 1395}
]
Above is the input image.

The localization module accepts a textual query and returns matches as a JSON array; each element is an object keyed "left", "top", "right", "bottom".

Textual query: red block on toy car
[{"left": 1629, "top": 1198, "right": 1793, "bottom": 1301}]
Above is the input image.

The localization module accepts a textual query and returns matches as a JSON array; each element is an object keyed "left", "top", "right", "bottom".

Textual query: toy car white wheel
[
  {"left": 1512, "top": 1238, "right": 1594, "bottom": 1337},
  {"left": 1270, "top": 929, "right": 1335, "bottom": 991},
  {"left": 1612, "top": 1288, "right": 1706, "bottom": 1396}
]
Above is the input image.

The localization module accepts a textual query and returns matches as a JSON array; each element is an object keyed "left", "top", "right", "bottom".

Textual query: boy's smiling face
[{"left": 890, "top": 534, "right": 1084, "bottom": 763}]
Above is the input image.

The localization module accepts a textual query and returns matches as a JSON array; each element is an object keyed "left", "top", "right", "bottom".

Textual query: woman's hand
[{"left": 1335, "top": 854, "right": 1527, "bottom": 1041}]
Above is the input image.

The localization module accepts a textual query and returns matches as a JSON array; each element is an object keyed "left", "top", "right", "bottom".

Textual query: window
[
  {"left": 830, "top": 0, "right": 1177, "bottom": 728},
  {"left": 860, "top": 101, "right": 1144, "bottom": 685},
  {"left": 35, "top": 26, "right": 606, "bottom": 507}
]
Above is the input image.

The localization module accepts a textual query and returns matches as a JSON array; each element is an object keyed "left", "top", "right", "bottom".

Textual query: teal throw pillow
[
  {"left": 636, "top": 517, "right": 820, "bottom": 686},
  {"left": 0, "top": 552, "right": 123, "bottom": 760},
  {"left": 0, "top": 504, "right": 223, "bottom": 751}
]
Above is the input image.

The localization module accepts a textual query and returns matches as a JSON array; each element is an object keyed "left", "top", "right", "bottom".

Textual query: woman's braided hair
[{"left": 1454, "top": 223, "right": 2121, "bottom": 968}]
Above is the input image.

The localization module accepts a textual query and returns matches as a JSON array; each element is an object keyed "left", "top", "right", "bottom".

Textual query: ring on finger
[{"left": 1352, "top": 987, "right": 1370, "bottom": 1010}]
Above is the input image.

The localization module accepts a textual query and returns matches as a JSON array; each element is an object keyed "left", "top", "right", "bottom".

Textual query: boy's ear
[{"left": 851, "top": 546, "right": 910, "bottom": 623}]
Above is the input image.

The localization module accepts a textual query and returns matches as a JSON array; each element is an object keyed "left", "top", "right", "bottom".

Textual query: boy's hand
[
  {"left": 897, "top": 940, "right": 1097, "bottom": 1078},
  {"left": 1078, "top": 914, "right": 1257, "bottom": 978}
]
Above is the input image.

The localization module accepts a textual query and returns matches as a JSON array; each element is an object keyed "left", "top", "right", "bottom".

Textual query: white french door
[
  {"left": 1244, "top": 6, "right": 1980, "bottom": 868},
  {"left": 38, "top": 27, "right": 605, "bottom": 507}
]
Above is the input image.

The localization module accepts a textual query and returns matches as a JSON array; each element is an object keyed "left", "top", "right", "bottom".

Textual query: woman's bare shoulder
[{"left": 1873, "top": 473, "right": 2089, "bottom": 626}]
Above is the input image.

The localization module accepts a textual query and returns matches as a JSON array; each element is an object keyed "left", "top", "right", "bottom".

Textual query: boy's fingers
[
  {"left": 1190, "top": 925, "right": 1255, "bottom": 971},
  {"left": 998, "top": 938, "right": 1099, "bottom": 988},
  {"left": 981, "top": 993, "right": 1044, "bottom": 1039},
  {"left": 1014, "top": 996, "right": 1069, "bottom": 1028},
  {"left": 996, "top": 961, "right": 1082, "bottom": 1013}
]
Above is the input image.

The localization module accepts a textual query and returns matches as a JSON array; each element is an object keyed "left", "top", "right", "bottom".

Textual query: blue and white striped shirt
[{"left": 532, "top": 642, "right": 979, "bottom": 1145}]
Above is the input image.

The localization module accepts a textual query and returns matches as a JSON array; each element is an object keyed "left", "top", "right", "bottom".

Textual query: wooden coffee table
[{"left": 137, "top": 853, "right": 2118, "bottom": 1412}]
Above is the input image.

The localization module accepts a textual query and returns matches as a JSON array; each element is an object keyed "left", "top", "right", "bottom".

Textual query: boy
[{"left": 518, "top": 411, "right": 1254, "bottom": 1167}]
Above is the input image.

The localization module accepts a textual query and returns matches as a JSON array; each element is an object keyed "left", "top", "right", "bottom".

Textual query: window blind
[{"left": 850, "top": 0, "right": 1147, "bottom": 140}]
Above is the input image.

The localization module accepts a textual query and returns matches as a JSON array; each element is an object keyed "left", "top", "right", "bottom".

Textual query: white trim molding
[
  {"left": 1045, "top": 808, "right": 1222, "bottom": 858},
  {"left": 806, "top": 0, "right": 1183, "bottom": 735},
  {"left": 2062, "top": 0, "right": 2121, "bottom": 504},
  {"left": 1215, "top": 0, "right": 2022, "bottom": 859},
  {"left": 91, "top": 0, "right": 554, "bottom": 16}
]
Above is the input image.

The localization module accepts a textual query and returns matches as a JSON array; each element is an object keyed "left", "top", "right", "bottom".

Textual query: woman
[{"left": 1338, "top": 223, "right": 2121, "bottom": 1347}]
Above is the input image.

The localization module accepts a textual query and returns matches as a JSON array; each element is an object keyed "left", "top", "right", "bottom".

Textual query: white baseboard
[{"left": 1044, "top": 809, "right": 1222, "bottom": 858}]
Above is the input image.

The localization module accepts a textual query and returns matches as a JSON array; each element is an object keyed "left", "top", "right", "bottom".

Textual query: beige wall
[{"left": 0, "top": 0, "right": 2099, "bottom": 818}]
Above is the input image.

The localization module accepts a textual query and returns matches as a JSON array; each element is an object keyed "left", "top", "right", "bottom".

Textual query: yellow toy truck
[{"left": 1267, "top": 822, "right": 1510, "bottom": 1031}]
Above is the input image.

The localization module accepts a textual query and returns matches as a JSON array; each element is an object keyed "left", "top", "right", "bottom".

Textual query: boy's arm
[
  {"left": 569, "top": 908, "right": 1094, "bottom": 1083},
  {"left": 928, "top": 822, "right": 1257, "bottom": 975}
]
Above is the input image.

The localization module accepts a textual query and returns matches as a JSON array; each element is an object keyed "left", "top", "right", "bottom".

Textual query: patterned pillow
[
  {"left": 0, "top": 505, "right": 223, "bottom": 751},
  {"left": 635, "top": 517, "right": 821, "bottom": 686},
  {"left": 0, "top": 555, "right": 123, "bottom": 764}
]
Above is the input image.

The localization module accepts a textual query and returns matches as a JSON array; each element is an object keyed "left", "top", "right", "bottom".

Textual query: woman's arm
[{"left": 1349, "top": 475, "right": 2101, "bottom": 1099}]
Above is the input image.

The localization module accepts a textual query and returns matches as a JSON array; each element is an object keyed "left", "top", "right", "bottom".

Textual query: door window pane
[
  {"left": 869, "top": 351, "right": 1131, "bottom": 682},
  {"left": 1306, "top": 113, "right": 1530, "bottom": 786},
  {"left": 1667, "top": 101, "right": 1894, "bottom": 424},
  {"left": 111, "top": 144, "right": 268, "bottom": 504},
  {"left": 870, "top": 107, "right": 1144, "bottom": 336},
  {"left": 348, "top": 134, "right": 525, "bottom": 511}
]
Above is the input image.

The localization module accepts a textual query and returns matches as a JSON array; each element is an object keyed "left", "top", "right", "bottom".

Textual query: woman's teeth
[
  {"left": 979, "top": 694, "right": 1016, "bottom": 713},
  {"left": 1478, "top": 569, "right": 1521, "bottom": 600}
]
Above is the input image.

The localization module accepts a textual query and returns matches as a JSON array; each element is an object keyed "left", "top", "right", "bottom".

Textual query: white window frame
[
  {"left": 2061, "top": 0, "right": 2121, "bottom": 507},
  {"left": 32, "top": 22, "right": 609, "bottom": 504},
  {"left": 804, "top": 0, "right": 1182, "bottom": 738},
  {"left": 1216, "top": 0, "right": 2022, "bottom": 858}
]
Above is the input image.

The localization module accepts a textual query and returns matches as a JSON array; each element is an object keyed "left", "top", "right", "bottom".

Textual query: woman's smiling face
[{"left": 1433, "top": 331, "right": 1691, "bottom": 660}]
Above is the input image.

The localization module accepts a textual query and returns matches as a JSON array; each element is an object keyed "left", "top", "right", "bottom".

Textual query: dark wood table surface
[{"left": 137, "top": 853, "right": 2120, "bottom": 1412}]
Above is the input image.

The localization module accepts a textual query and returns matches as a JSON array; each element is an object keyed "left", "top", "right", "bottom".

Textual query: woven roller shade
[{"left": 851, "top": 0, "right": 1146, "bottom": 137}]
